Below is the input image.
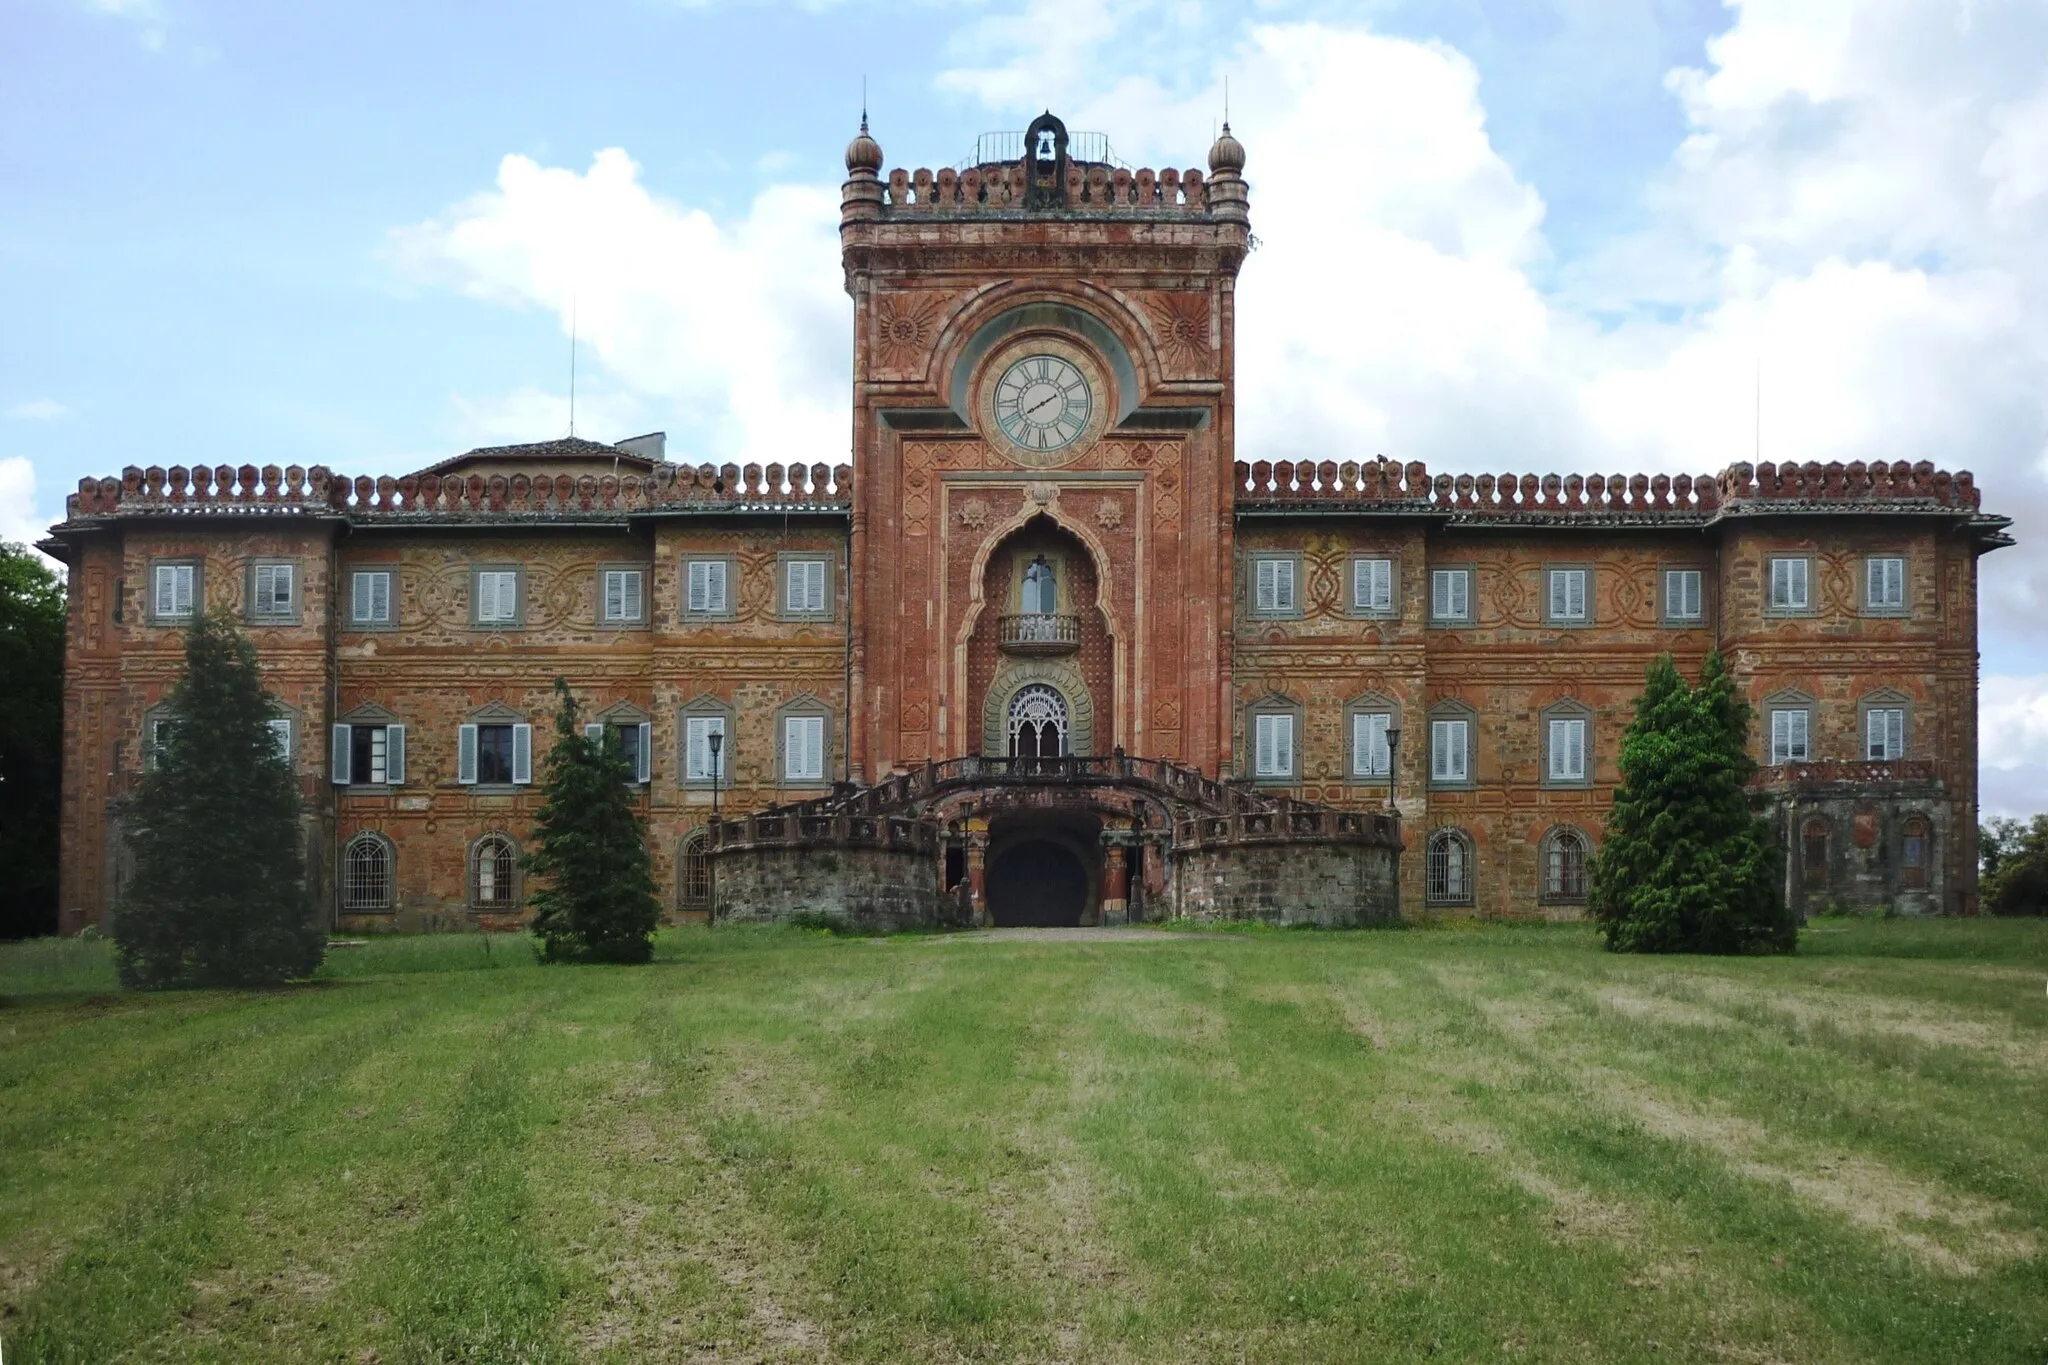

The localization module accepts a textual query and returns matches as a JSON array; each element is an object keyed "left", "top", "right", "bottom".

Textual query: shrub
[
  {"left": 1588, "top": 652, "right": 1794, "bottom": 955},
  {"left": 1981, "top": 815, "right": 2048, "bottom": 916},
  {"left": 526, "top": 680, "right": 660, "bottom": 963},
  {"left": 113, "top": 612, "right": 324, "bottom": 987}
]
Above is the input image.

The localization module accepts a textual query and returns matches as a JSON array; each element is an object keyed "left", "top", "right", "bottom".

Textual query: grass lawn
[{"left": 2, "top": 919, "right": 2045, "bottom": 1363}]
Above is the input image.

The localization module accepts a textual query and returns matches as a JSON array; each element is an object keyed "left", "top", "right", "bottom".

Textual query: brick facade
[{"left": 43, "top": 116, "right": 2012, "bottom": 931}]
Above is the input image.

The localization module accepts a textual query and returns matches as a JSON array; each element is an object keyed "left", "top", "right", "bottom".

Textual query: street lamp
[
  {"left": 708, "top": 729, "right": 724, "bottom": 825},
  {"left": 1384, "top": 726, "right": 1402, "bottom": 813}
]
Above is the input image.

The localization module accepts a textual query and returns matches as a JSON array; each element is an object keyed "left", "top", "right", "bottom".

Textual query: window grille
[
  {"left": 472, "top": 835, "right": 516, "bottom": 907},
  {"left": 343, "top": 835, "right": 393, "bottom": 910},
  {"left": 679, "top": 831, "right": 712, "bottom": 910},
  {"left": 1427, "top": 830, "right": 1472, "bottom": 903},
  {"left": 1901, "top": 816, "right": 1931, "bottom": 888},
  {"left": 1545, "top": 830, "right": 1588, "bottom": 900}
]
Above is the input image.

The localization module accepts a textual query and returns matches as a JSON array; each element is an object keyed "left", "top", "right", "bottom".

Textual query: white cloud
[
  {"left": 6, "top": 400, "right": 70, "bottom": 422},
  {"left": 0, "top": 457, "right": 48, "bottom": 550},
  {"left": 1979, "top": 674, "right": 2048, "bottom": 817},
  {"left": 391, "top": 149, "right": 848, "bottom": 469},
  {"left": 82, "top": 0, "right": 167, "bottom": 49}
]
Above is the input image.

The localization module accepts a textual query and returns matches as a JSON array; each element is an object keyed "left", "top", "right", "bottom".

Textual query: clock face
[{"left": 993, "top": 354, "right": 1093, "bottom": 454}]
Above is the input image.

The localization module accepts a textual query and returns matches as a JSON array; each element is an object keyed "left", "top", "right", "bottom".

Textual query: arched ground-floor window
[
  {"left": 1427, "top": 828, "right": 1473, "bottom": 906},
  {"left": 1543, "top": 828, "right": 1589, "bottom": 902},
  {"left": 471, "top": 834, "right": 518, "bottom": 909},
  {"left": 342, "top": 833, "right": 393, "bottom": 911},
  {"left": 679, "top": 830, "right": 712, "bottom": 912}
]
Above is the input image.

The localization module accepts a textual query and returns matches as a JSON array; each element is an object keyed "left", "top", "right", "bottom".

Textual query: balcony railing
[
  {"left": 999, "top": 613, "right": 1080, "bottom": 654},
  {"left": 1750, "top": 760, "right": 1938, "bottom": 788}
]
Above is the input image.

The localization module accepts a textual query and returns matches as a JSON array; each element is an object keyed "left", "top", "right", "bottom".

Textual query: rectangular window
[
  {"left": 335, "top": 723, "right": 407, "bottom": 786},
  {"left": 1253, "top": 713, "right": 1295, "bottom": 778},
  {"left": 785, "top": 559, "right": 828, "bottom": 615},
  {"left": 1351, "top": 711, "right": 1391, "bottom": 778},
  {"left": 1768, "top": 558, "right": 1810, "bottom": 611},
  {"left": 1548, "top": 717, "right": 1587, "bottom": 782},
  {"left": 1547, "top": 568, "right": 1588, "bottom": 622},
  {"left": 1770, "top": 709, "right": 1810, "bottom": 765},
  {"left": 267, "top": 718, "right": 293, "bottom": 762},
  {"left": 685, "top": 715, "right": 727, "bottom": 782},
  {"left": 1664, "top": 569, "right": 1703, "bottom": 622},
  {"left": 1431, "top": 718, "right": 1470, "bottom": 783},
  {"left": 584, "top": 720, "right": 653, "bottom": 782},
  {"left": 1431, "top": 568, "right": 1471, "bottom": 622},
  {"left": 1351, "top": 557, "right": 1393, "bottom": 613},
  {"left": 602, "top": 569, "right": 645, "bottom": 624},
  {"left": 1867, "top": 707, "right": 1906, "bottom": 761},
  {"left": 153, "top": 563, "right": 196, "bottom": 619},
  {"left": 351, "top": 570, "right": 393, "bottom": 625},
  {"left": 784, "top": 715, "right": 825, "bottom": 782},
  {"left": 1866, "top": 556, "right": 1906, "bottom": 611},
  {"left": 251, "top": 563, "right": 295, "bottom": 620},
  {"left": 686, "top": 559, "right": 729, "bottom": 615},
  {"left": 148, "top": 717, "right": 176, "bottom": 767},
  {"left": 1253, "top": 557, "right": 1296, "bottom": 615},
  {"left": 459, "top": 722, "right": 531, "bottom": 785},
  {"left": 476, "top": 570, "right": 520, "bottom": 624}
]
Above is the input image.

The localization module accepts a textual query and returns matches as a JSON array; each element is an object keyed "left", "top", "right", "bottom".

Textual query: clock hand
[{"left": 1025, "top": 392, "right": 1063, "bottom": 418}]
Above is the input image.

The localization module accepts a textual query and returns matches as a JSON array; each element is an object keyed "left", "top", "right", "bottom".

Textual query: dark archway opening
[{"left": 987, "top": 839, "right": 1090, "bottom": 927}]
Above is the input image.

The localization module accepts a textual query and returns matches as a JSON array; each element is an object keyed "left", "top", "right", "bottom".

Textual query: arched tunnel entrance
[{"left": 984, "top": 815, "right": 1101, "bottom": 927}]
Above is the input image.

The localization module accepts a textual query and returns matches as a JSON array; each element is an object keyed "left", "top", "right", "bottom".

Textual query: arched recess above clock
[{"left": 947, "top": 302, "right": 1140, "bottom": 431}]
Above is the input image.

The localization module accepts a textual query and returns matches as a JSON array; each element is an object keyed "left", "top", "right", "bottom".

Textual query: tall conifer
[
  {"left": 1589, "top": 651, "right": 1794, "bottom": 954},
  {"left": 527, "top": 680, "right": 659, "bottom": 963},
  {"left": 114, "top": 611, "right": 323, "bottom": 987}
]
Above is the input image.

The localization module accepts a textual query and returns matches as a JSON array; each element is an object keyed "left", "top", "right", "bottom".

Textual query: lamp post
[
  {"left": 708, "top": 729, "right": 724, "bottom": 826},
  {"left": 1384, "top": 726, "right": 1402, "bottom": 813}
]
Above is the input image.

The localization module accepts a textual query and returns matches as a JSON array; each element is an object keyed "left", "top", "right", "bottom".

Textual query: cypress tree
[
  {"left": 1588, "top": 651, "right": 1794, "bottom": 954},
  {"left": 114, "top": 611, "right": 323, "bottom": 987},
  {"left": 527, "top": 679, "right": 659, "bottom": 963}
]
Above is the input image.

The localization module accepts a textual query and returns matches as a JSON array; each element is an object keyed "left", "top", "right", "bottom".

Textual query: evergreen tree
[
  {"left": 0, "top": 544, "right": 65, "bottom": 939},
  {"left": 527, "top": 680, "right": 659, "bottom": 963},
  {"left": 1588, "top": 651, "right": 1795, "bottom": 954},
  {"left": 114, "top": 611, "right": 323, "bottom": 987}
]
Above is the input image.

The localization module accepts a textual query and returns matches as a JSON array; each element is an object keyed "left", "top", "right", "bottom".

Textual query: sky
[{"left": 5, "top": 0, "right": 2047, "bottom": 812}]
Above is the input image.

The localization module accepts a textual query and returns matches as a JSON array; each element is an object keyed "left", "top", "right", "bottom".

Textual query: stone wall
[
  {"left": 711, "top": 842, "right": 957, "bottom": 932},
  {"left": 1171, "top": 839, "right": 1400, "bottom": 926}
]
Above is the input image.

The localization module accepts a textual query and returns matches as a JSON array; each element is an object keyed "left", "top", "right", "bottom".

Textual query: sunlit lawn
[{"left": 2, "top": 917, "right": 2045, "bottom": 1363}]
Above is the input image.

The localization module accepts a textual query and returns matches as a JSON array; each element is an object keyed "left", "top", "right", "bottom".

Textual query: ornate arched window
[
  {"left": 471, "top": 834, "right": 518, "bottom": 909},
  {"left": 341, "top": 833, "right": 393, "bottom": 911},
  {"left": 1802, "top": 817, "right": 1830, "bottom": 887},
  {"left": 679, "top": 829, "right": 712, "bottom": 911},
  {"left": 1900, "top": 815, "right": 1932, "bottom": 888},
  {"left": 1543, "top": 828, "right": 1590, "bottom": 901},
  {"left": 1427, "top": 829, "right": 1473, "bottom": 905},
  {"left": 1008, "top": 684, "right": 1070, "bottom": 759}
]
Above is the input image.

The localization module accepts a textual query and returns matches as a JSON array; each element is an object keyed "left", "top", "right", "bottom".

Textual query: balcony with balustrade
[{"left": 998, "top": 613, "right": 1080, "bottom": 655}]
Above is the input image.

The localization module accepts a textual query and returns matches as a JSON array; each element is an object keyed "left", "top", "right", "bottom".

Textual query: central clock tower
[{"left": 839, "top": 112, "right": 1250, "bottom": 778}]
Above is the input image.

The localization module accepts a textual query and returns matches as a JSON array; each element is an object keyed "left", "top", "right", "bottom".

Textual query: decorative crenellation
[
  {"left": 63, "top": 461, "right": 854, "bottom": 521},
  {"left": 1234, "top": 458, "right": 1983, "bottom": 514},
  {"left": 877, "top": 163, "right": 1212, "bottom": 214}
]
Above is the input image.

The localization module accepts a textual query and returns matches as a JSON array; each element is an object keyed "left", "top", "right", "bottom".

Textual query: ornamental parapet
[
  {"left": 706, "top": 810, "right": 939, "bottom": 857},
  {"left": 1172, "top": 807, "right": 1402, "bottom": 852},
  {"left": 1234, "top": 457, "right": 1985, "bottom": 518},
  {"left": 59, "top": 460, "right": 853, "bottom": 524},
  {"left": 1749, "top": 760, "right": 1942, "bottom": 790},
  {"left": 875, "top": 162, "right": 1214, "bottom": 216}
]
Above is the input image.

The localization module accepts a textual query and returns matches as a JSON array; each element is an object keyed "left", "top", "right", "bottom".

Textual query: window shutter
[
  {"left": 458, "top": 724, "right": 478, "bottom": 784},
  {"left": 1887, "top": 709, "right": 1904, "bottom": 758},
  {"left": 706, "top": 562, "right": 727, "bottom": 613},
  {"left": 155, "top": 567, "right": 173, "bottom": 617},
  {"left": 331, "top": 725, "right": 352, "bottom": 785},
  {"left": 511, "top": 724, "right": 532, "bottom": 784},
  {"left": 372, "top": 572, "right": 390, "bottom": 622},
  {"left": 1255, "top": 559, "right": 1277, "bottom": 613},
  {"left": 585, "top": 722, "right": 604, "bottom": 745},
  {"left": 687, "top": 562, "right": 708, "bottom": 613},
  {"left": 479, "top": 573, "right": 498, "bottom": 621},
  {"left": 687, "top": 717, "right": 707, "bottom": 779},
  {"left": 1549, "top": 572, "right": 1566, "bottom": 619},
  {"left": 1353, "top": 712, "right": 1371, "bottom": 775},
  {"left": 352, "top": 572, "right": 369, "bottom": 622},
  {"left": 269, "top": 719, "right": 292, "bottom": 761},
  {"left": 636, "top": 722, "right": 652, "bottom": 783},
  {"left": 387, "top": 725, "right": 406, "bottom": 785},
  {"left": 1276, "top": 561, "right": 1295, "bottom": 611},
  {"left": 1569, "top": 572, "right": 1585, "bottom": 618},
  {"left": 1452, "top": 721, "right": 1468, "bottom": 779},
  {"left": 1254, "top": 715, "right": 1274, "bottom": 775},
  {"left": 1275, "top": 715, "right": 1293, "bottom": 775},
  {"left": 604, "top": 573, "right": 623, "bottom": 621},
  {"left": 623, "top": 571, "right": 643, "bottom": 622}
]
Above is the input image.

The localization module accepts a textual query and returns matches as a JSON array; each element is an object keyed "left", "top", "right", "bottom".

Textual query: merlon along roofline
[
  {"left": 1234, "top": 457, "right": 1995, "bottom": 520},
  {"left": 53, "top": 460, "right": 853, "bottom": 528}
]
